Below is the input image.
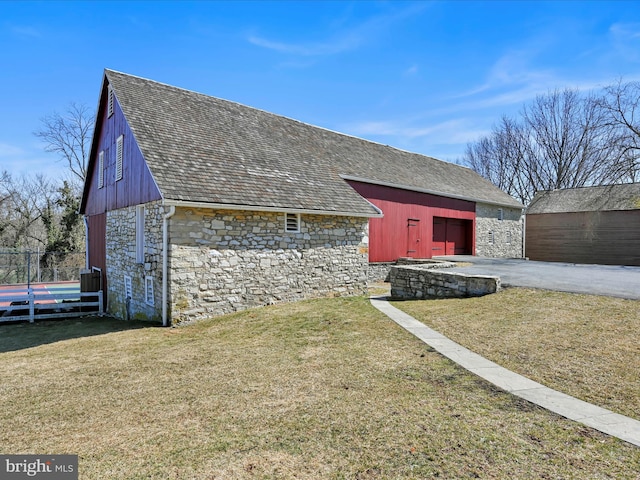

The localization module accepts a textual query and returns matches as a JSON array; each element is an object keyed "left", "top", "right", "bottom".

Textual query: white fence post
[{"left": 28, "top": 288, "right": 35, "bottom": 323}]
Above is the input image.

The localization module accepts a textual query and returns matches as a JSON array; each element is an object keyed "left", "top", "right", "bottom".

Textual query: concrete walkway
[{"left": 370, "top": 296, "right": 640, "bottom": 448}]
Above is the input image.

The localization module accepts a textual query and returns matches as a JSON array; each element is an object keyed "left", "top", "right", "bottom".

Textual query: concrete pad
[{"left": 370, "top": 296, "right": 640, "bottom": 448}]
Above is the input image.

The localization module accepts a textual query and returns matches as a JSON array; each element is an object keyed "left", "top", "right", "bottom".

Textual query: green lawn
[{"left": 1, "top": 295, "right": 639, "bottom": 479}]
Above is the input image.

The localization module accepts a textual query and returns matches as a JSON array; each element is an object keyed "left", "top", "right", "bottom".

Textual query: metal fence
[{"left": 0, "top": 250, "right": 85, "bottom": 286}]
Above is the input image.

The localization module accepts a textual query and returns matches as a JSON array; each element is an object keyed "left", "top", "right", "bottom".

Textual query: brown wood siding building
[{"left": 526, "top": 184, "right": 640, "bottom": 266}]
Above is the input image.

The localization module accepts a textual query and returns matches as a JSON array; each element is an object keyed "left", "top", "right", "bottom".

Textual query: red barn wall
[{"left": 347, "top": 181, "right": 476, "bottom": 262}]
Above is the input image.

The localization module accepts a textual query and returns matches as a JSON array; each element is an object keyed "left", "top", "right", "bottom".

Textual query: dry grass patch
[
  {"left": 393, "top": 288, "right": 640, "bottom": 420},
  {"left": 1, "top": 296, "right": 639, "bottom": 479}
]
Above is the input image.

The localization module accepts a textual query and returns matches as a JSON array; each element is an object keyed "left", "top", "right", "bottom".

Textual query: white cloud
[
  {"left": 247, "top": 33, "right": 361, "bottom": 56},
  {"left": 344, "top": 118, "right": 490, "bottom": 146},
  {"left": 0, "top": 142, "right": 64, "bottom": 179},
  {"left": 0, "top": 142, "right": 25, "bottom": 157},
  {"left": 9, "top": 25, "right": 41, "bottom": 37},
  {"left": 404, "top": 64, "right": 418, "bottom": 76},
  {"left": 610, "top": 22, "right": 640, "bottom": 40},
  {"left": 247, "top": 3, "right": 428, "bottom": 58},
  {"left": 609, "top": 22, "right": 640, "bottom": 62}
]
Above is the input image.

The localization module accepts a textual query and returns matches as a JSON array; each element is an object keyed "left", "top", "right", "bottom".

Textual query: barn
[
  {"left": 80, "top": 69, "right": 523, "bottom": 325},
  {"left": 526, "top": 183, "right": 640, "bottom": 266}
]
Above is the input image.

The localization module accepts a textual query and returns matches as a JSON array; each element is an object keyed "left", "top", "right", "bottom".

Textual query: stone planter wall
[{"left": 390, "top": 265, "right": 500, "bottom": 300}]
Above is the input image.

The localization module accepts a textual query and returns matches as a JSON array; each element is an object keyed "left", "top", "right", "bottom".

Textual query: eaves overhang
[
  {"left": 161, "top": 199, "right": 384, "bottom": 218},
  {"left": 341, "top": 175, "right": 524, "bottom": 210}
]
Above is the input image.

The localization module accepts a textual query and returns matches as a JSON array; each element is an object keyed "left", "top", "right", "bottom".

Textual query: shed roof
[
  {"left": 527, "top": 183, "right": 640, "bottom": 214},
  {"left": 92, "top": 69, "right": 522, "bottom": 214}
]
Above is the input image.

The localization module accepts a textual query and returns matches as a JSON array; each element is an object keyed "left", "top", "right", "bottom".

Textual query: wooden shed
[{"left": 526, "top": 183, "right": 640, "bottom": 266}]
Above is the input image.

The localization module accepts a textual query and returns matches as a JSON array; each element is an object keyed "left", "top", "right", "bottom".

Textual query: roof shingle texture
[
  {"left": 527, "top": 183, "right": 640, "bottom": 214},
  {"left": 105, "top": 70, "right": 522, "bottom": 214}
]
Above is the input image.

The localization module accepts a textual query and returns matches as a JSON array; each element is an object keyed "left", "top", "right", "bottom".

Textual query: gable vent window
[
  {"left": 498, "top": 208, "right": 504, "bottom": 221},
  {"left": 145, "top": 276, "right": 154, "bottom": 306},
  {"left": 98, "top": 151, "right": 104, "bottom": 188},
  {"left": 285, "top": 213, "right": 300, "bottom": 233},
  {"left": 116, "top": 135, "right": 124, "bottom": 182},
  {"left": 107, "top": 85, "right": 114, "bottom": 118},
  {"left": 488, "top": 231, "right": 494, "bottom": 245}
]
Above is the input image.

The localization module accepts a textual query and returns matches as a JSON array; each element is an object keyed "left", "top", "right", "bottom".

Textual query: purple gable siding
[{"left": 83, "top": 83, "right": 161, "bottom": 216}]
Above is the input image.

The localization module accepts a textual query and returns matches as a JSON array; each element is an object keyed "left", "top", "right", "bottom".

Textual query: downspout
[
  {"left": 162, "top": 205, "right": 176, "bottom": 327},
  {"left": 83, "top": 216, "right": 90, "bottom": 269}
]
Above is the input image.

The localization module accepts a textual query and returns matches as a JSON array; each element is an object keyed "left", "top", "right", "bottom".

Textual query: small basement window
[
  {"left": 145, "top": 276, "right": 154, "bottom": 306},
  {"left": 285, "top": 213, "right": 300, "bottom": 233},
  {"left": 506, "top": 231, "right": 512, "bottom": 244},
  {"left": 488, "top": 231, "right": 494, "bottom": 245},
  {"left": 124, "top": 275, "right": 132, "bottom": 300}
]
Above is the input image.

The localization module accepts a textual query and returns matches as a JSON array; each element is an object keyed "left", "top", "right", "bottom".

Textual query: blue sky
[{"left": 1, "top": 0, "right": 640, "bottom": 181}]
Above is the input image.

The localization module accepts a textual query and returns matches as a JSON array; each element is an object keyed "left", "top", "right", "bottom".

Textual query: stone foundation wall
[
  {"left": 168, "top": 207, "right": 368, "bottom": 323},
  {"left": 476, "top": 203, "right": 523, "bottom": 258},
  {"left": 106, "top": 201, "right": 164, "bottom": 321},
  {"left": 390, "top": 265, "right": 500, "bottom": 300}
]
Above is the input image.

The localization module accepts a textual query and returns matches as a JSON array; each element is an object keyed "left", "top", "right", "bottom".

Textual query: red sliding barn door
[{"left": 433, "top": 217, "right": 472, "bottom": 256}]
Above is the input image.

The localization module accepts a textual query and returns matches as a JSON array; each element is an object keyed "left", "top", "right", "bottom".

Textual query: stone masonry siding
[
  {"left": 168, "top": 208, "right": 368, "bottom": 323},
  {"left": 475, "top": 203, "right": 523, "bottom": 258},
  {"left": 390, "top": 265, "right": 500, "bottom": 300},
  {"left": 106, "top": 201, "right": 164, "bottom": 321}
]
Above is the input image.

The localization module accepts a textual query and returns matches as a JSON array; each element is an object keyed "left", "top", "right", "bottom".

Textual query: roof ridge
[{"left": 104, "top": 69, "right": 472, "bottom": 172}]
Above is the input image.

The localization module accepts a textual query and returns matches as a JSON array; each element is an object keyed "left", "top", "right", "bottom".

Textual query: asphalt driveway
[{"left": 434, "top": 256, "right": 640, "bottom": 300}]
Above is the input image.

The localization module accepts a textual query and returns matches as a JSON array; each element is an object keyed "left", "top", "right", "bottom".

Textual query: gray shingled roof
[
  {"left": 104, "top": 69, "right": 523, "bottom": 214},
  {"left": 527, "top": 183, "right": 640, "bottom": 214}
]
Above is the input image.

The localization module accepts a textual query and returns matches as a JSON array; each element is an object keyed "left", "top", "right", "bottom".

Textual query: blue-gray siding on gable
[{"left": 83, "top": 82, "right": 161, "bottom": 216}]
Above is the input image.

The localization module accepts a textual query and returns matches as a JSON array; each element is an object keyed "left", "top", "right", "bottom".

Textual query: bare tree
[
  {"left": 465, "top": 116, "right": 534, "bottom": 204},
  {"left": 597, "top": 79, "right": 640, "bottom": 182},
  {"left": 464, "top": 88, "right": 628, "bottom": 204},
  {"left": 34, "top": 102, "right": 94, "bottom": 183},
  {"left": 0, "top": 173, "right": 55, "bottom": 250}
]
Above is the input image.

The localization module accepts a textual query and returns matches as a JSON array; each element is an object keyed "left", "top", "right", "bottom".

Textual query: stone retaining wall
[{"left": 390, "top": 264, "right": 500, "bottom": 300}]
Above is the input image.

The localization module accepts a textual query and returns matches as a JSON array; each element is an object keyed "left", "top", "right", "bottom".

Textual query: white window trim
[
  {"left": 145, "top": 276, "right": 154, "bottom": 306},
  {"left": 285, "top": 213, "right": 300, "bottom": 233},
  {"left": 98, "top": 151, "right": 104, "bottom": 188},
  {"left": 488, "top": 231, "right": 494, "bottom": 245},
  {"left": 498, "top": 208, "right": 504, "bottom": 221},
  {"left": 135, "top": 205, "right": 145, "bottom": 264},
  {"left": 116, "top": 134, "right": 124, "bottom": 182}
]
